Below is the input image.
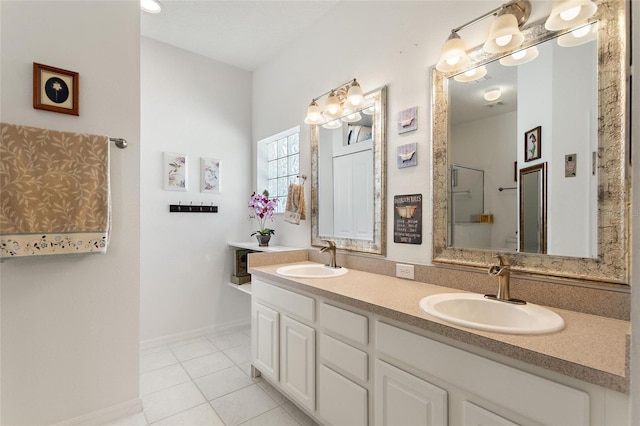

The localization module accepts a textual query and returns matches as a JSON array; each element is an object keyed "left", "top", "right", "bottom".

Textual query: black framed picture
[
  {"left": 524, "top": 126, "right": 541, "bottom": 162},
  {"left": 33, "top": 62, "right": 79, "bottom": 116}
]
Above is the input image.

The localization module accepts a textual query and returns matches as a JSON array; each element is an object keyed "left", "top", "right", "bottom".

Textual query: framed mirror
[
  {"left": 311, "top": 86, "right": 387, "bottom": 255},
  {"left": 519, "top": 163, "right": 547, "bottom": 254},
  {"left": 432, "top": 0, "right": 629, "bottom": 284}
]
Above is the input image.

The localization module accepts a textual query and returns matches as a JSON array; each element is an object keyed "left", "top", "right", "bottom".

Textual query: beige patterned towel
[
  {"left": 284, "top": 183, "right": 306, "bottom": 225},
  {"left": 0, "top": 123, "right": 110, "bottom": 258}
]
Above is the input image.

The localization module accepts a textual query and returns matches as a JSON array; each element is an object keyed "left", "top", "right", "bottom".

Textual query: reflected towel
[
  {"left": 284, "top": 183, "right": 306, "bottom": 225},
  {"left": 0, "top": 123, "right": 111, "bottom": 258}
]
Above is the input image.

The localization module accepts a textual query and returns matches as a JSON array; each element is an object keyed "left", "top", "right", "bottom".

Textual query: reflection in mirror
[
  {"left": 448, "top": 30, "right": 596, "bottom": 257},
  {"left": 519, "top": 163, "right": 547, "bottom": 254},
  {"left": 311, "top": 87, "right": 386, "bottom": 255},
  {"left": 432, "top": 0, "right": 629, "bottom": 284}
]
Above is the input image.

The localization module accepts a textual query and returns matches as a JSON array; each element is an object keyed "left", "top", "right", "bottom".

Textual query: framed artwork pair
[{"left": 163, "top": 153, "right": 221, "bottom": 193}]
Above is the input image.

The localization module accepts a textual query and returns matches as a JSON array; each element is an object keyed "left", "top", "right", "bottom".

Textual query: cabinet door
[
  {"left": 319, "top": 365, "right": 368, "bottom": 426},
  {"left": 281, "top": 315, "right": 316, "bottom": 412},
  {"left": 375, "top": 360, "right": 447, "bottom": 426},
  {"left": 253, "top": 302, "right": 279, "bottom": 382},
  {"left": 462, "top": 401, "right": 519, "bottom": 426}
]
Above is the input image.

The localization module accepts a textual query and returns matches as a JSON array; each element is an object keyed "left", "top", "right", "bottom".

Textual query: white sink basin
[
  {"left": 419, "top": 293, "right": 564, "bottom": 335},
  {"left": 276, "top": 263, "right": 348, "bottom": 278}
]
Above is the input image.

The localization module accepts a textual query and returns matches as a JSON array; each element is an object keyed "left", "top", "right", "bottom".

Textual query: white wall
[
  {"left": 140, "top": 38, "right": 252, "bottom": 342},
  {"left": 0, "top": 1, "right": 140, "bottom": 424},
  {"left": 252, "top": 0, "right": 494, "bottom": 264}
]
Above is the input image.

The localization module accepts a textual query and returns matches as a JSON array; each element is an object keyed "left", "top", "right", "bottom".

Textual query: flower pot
[{"left": 256, "top": 234, "right": 271, "bottom": 247}]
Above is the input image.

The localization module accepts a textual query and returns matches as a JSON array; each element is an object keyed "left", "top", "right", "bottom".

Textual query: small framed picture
[
  {"left": 164, "top": 152, "right": 188, "bottom": 191},
  {"left": 201, "top": 157, "right": 221, "bottom": 193},
  {"left": 33, "top": 63, "right": 79, "bottom": 116},
  {"left": 524, "top": 126, "right": 541, "bottom": 162}
]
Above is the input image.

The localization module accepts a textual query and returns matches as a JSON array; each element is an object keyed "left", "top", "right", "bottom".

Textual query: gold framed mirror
[
  {"left": 311, "top": 86, "right": 387, "bottom": 255},
  {"left": 432, "top": 0, "right": 629, "bottom": 284}
]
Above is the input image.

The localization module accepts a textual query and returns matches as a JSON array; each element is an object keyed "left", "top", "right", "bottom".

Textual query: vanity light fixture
[
  {"left": 453, "top": 65, "right": 487, "bottom": 82},
  {"left": 304, "top": 100, "right": 324, "bottom": 125},
  {"left": 435, "top": 0, "right": 531, "bottom": 73},
  {"left": 141, "top": 0, "right": 162, "bottom": 14},
  {"left": 436, "top": 32, "right": 471, "bottom": 72},
  {"left": 499, "top": 46, "right": 539, "bottom": 66},
  {"left": 303, "top": 78, "right": 365, "bottom": 125},
  {"left": 557, "top": 21, "right": 598, "bottom": 47},
  {"left": 483, "top": 89, "right": 502, "bottom": 102},
  {"left": 483, "top": 12, "right": 527, "bottom": 53},
  {"left": 545, "top": 0, "right": 597, "bottom": 31}
]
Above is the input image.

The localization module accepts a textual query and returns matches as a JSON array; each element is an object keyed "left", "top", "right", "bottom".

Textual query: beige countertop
[{"left": 249, "top": 260, "right": 630, "bottom": 393}]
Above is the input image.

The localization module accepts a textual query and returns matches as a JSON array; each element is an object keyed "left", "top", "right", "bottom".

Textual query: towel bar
[{"left": 109, "top": 137, "right": 128, "bottom": 149}]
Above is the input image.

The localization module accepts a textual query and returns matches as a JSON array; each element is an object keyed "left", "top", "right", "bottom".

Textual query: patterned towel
[
  {"left": 0, "top": 123, "right": 111, "bottom": 258},
  {"left": 284, "top": 183, "right": 306, "bottom": 225}
]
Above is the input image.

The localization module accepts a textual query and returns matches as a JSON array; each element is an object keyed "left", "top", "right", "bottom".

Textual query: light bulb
[
  {"left": 511, "top": 49, "right": 527, "bottom": 60},
  {"left": 446, "top": 56, "right": 460, "bottom": 66},
  {"left": 495, "top": 34, "right": 513, "bottom": 47},
  {"left": 572, "top": 25, "right": 591, "bottom": 38},
  {"left": 325, "top": 91, "right": 341, "bottom": 116},
  {"left": 560, "top": 5, "right": 581, "bottom": 21},
  {"left": 346, "top": 81, "right": 364, "bottom": 107},
  {"left": 464, "top": 69, "right": 477, "bottom": 77}
]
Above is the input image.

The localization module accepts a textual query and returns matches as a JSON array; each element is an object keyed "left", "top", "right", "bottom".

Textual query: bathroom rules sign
[{"left": 394, "top": 194, "right": 422, "bottom": 244}]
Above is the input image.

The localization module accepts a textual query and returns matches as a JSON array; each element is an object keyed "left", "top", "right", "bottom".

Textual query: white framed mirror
[
  {"left": 432, "top": 0, "right": 629, "bottom": 284},
  {"left": 311, "top": 86, "right": 387, "bottom": 255}
]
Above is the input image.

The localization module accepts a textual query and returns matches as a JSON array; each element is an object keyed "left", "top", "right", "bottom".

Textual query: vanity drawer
[
  {"left": 320, "top": 333, "right": 368, "bottom": 382},
  {"left": 320, "top": 302, "right": 368, "bottom": 345},
  {"left": 252, "top": 279, "right": 315, "bottom": 322}
]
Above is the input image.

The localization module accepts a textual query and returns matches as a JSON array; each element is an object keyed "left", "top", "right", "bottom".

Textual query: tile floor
[{"left": 107, "top": 326, "right": 319, "bottom": 426}]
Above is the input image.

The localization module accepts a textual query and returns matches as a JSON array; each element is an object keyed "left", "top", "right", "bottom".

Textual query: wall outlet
[{"left": 396, "top": 263, "right": 415, "bottom": 280}]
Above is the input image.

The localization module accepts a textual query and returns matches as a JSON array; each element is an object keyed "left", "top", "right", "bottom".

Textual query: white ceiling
[{"left": 141, "top": 0, "right": 340, "bottom": 71}]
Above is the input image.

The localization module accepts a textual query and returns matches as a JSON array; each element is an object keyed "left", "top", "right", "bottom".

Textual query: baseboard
[
  {"left": 53, "top": 398, "right": 142, "bottom": 426},
  {"left": 140, "top": 318, "right": 251, "bottom": 351}
]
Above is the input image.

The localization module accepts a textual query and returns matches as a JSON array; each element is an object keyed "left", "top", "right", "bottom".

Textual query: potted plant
[{"left": 248, "top": 190, "right": 277, "bottom": 246}]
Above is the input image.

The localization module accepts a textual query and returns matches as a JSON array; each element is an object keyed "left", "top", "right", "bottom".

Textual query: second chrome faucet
[{"left": 485, "top": 255, "right": 526, "bottom": 305}]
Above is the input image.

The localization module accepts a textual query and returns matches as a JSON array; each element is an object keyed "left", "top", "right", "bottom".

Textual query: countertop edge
[{"left": 248, "top": 265, "right": 629, "bottom": 394}]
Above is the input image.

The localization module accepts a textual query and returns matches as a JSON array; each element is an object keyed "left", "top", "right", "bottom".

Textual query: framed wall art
[
  {"left": 201, "top": 157, "right": 221, "bottom": 193},
  {"left": 524, "top": 126, "right": 541, "bottom": 162},
  {"left": 164, "top": 152, "right": 188, "bottom": 191},
  {"left": 33, "top": 63, "right": 79, "bottom": 116},
  {"left": 398, "top": 106, "right": 418, "bottom": 134},
  {"left": 397, "top": 142, "right": 417, "bottom": 168}
]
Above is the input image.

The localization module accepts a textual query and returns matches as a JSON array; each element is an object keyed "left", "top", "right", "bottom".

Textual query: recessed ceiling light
[
  {"left": 141, "top": 0, "right": 162, "bottom": 14},
  {"left": 483, "top": 89, "right": 502, "bottom": 102}
]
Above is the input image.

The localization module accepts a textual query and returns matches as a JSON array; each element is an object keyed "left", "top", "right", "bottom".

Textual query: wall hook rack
[{"left": 169, "top": 202, "right": 218, "bottom": 213}]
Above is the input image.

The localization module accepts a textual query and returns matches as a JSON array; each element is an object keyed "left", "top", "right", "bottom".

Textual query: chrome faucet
[
  {"left": 320, "top": 240, "right": 340, "bottom": 269},
  {"left": 486, "top": 255, "right": 526, "bottom": 305}
]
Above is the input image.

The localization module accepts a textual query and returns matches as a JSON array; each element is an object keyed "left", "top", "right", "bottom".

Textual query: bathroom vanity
[{"left": 249, "top": 259, "right": 629, "bottom": 426}]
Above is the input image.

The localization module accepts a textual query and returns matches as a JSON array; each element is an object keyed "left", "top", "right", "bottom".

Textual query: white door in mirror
[{"left": 419, "top": 293, "right": 564, "bottom": 335}]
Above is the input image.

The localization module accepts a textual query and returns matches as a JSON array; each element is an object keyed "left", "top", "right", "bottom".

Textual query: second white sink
[
  {"left": 276, "top": 263, "right": 348, "bottom": 278},
  {"left": 419, "top": 293, "right": 564, "bottom": 335}
]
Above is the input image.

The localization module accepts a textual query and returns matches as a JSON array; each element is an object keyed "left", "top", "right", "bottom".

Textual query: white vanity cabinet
[
  {"left": 251, "top": 276, "right": 629, "bottom": 426},
  {"left": 251, "top": 278, "right": 316, "bottom": 412}
]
